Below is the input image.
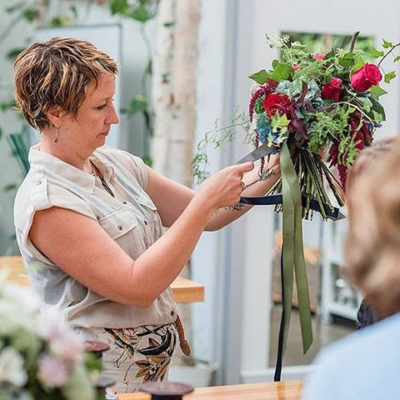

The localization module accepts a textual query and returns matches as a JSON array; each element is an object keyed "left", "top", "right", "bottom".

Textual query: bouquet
[
  {"left": 0, "top": 271, "right": 100, "bottom": 400},
  {"left": 245, "top": 32, "right": 399, "bottom": 379}
]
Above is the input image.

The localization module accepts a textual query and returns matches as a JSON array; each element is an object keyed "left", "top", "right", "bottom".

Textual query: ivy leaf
[
  {"left": 268, "top": 62, "right": 292, "bottom": 82},
  {"left": 369, "top": 96, "right": 386, "bottom": 121},
  {"left": 338, "top": 52, "right": 355, "bottom": 67},
  {"left": 382, "top": 39, "right": 393, "bottom": 48},
  {"left": 249, "top": 69, "right": 268, "bottom": 84},
  {"left": 128, "top": 95, "right": 148, "bottom": 117},
  {"left": 384, "top": 71, "right": 396, "bottom": 83},
  {"left": 371, "top": 48, "right": 384, "bottom": 58},
  {"left": 372, "top": 110, "right": 384, "bottom": 123},
  {"left": 369, "top": 86, "right": 387, "bottom": 98},
  {"left": 163, "top": 21, "right": 174, "bottom": 27},
  {"left": 394, "top": 56, "right": 400, "bottom": 62},
  {"left": 110, "top": 0, "right": 129, "bottom": 15},
  {"left": 357, "top": 97, "right": 372, "bottom": 113}
]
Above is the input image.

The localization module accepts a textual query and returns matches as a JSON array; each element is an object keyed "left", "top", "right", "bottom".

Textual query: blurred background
[{"left": 0, "top": 0, "right": 399, "bottom": 388}]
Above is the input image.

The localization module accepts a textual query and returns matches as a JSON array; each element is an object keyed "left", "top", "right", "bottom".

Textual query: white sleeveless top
[{"left": 14, "top": 144, "right": 177, "bottom": 329}]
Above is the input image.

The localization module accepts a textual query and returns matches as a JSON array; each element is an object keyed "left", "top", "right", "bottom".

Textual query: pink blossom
[
  {"left": 313, "top": 53, "right": 325, "bottom": 61},
  {"left": 50, "top": 332, "right": 84, "bottom": 364},
  {"left": 293, "top": 64, "right": 301, "bottom": 71},
  {"left": 38, "top": 355, "right": 68, "bottom": 387}
]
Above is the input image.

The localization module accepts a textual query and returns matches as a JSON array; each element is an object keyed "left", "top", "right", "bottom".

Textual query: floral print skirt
[{"left": 76, "top": 323, "right": 177, "bottom": 395}]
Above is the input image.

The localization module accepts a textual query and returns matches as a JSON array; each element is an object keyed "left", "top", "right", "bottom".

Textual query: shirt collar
[{"left": 28, "top": 144, "right": 115, "bottom": 193}]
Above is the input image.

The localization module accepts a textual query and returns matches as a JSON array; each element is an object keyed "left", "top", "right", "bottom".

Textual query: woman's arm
[
  {"left": 29, "top": 162, "right": 253, "bottom": 308},
  {"left": 147, "top": 154, "right": 280, "bottom": 231}
]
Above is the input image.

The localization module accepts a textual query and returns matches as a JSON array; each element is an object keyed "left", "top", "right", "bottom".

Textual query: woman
[
  {"left": 13, "top": 38, "right": 280, "bottom": 394},
  {"left": 302, "top": 138, "right": 400, "bottom": 400},
  {"left": 345, "top": 138, "right": 397, "bottom": 329}
]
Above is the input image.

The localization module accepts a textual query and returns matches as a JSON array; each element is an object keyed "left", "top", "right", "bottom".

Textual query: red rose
[
  {"left": 321, "top": 77, "right": 344, "bottom": 101},
  {"left": 263, "top": 93, "right": 292, "bottom": 118},
  {"left": 350, "top": 64, "right": 382, "bottom": 92}
]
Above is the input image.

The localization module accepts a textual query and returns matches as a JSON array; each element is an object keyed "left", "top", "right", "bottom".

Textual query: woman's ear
[{"left": 45, "top": 106, "right": 64, "bottom": 128}]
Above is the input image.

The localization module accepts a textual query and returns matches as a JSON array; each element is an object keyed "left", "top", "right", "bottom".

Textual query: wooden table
[
  {"left": 0, "top": 256, "right": 204, "bottom": 304},
  {"left": 119, "top": 381, "right": 303, "bottom": 400}
]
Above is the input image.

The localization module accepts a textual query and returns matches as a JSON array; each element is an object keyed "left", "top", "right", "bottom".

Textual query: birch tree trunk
[{"left": 151, "top": 0, "right": 202, "bottom": 366}]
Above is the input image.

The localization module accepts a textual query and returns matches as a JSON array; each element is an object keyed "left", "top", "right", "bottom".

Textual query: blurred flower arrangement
[
  {"left": 0, "top": 272, "right": 100, "bottom": 400},
  {"left": 249, "top": 32, "right": 398, "bottom": 216}
]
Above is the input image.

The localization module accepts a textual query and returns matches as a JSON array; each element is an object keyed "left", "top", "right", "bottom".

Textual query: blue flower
[{"left": 257, "top": 116, "right": 278, "bottom": 143}]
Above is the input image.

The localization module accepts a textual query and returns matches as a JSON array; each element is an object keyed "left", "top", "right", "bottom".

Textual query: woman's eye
[{"left": 96, "top": 104, "right": 107, "bottom": 110}]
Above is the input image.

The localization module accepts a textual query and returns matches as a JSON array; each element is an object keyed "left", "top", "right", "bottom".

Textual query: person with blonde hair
[
  {"left": 13, "top": 37, "right": 280, "bottom": 394},
  {"left": 302, "top": 137, "right": 400, "bottom": 400}
]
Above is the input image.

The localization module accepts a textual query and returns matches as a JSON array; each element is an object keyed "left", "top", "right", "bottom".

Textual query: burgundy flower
[
  {"left": 350, "top": 64, "right": 382, "bottom": 92},
  {"left": 263, "top": 93, "right": 292, "bottom": 119},
  {"left": 321, "top": 77, "right": 344, "bottom": 101}
]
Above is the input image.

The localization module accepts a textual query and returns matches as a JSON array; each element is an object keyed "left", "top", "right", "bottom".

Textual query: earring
[{"left": 53, "top": 128, "right": 59, "bottom": 143}]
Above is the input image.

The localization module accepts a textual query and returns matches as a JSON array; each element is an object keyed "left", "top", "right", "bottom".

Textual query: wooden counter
[
  {"left": 119, "top": 381, "right": 303, "bottom": 400},
  {"left": 0, "top": 256, "right": 204, "bottom": 304}
]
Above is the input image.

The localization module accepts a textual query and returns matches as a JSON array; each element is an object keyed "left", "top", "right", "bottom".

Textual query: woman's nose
[{"left": 106, "top": 103, "right": 120, "bottom": 125}]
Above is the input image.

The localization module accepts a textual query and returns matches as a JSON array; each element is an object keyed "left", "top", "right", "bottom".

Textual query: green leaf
[
  {"left": 0, "top": 100, "right": 16, "bottom": 111},
  {"left": 268, "top": 62, "right": 292, "bottom": 82},
  {"left": 371, "top": 48, "right": 384, "bottom": 58},
  {"left": 0, "top": 126, "right": 2, "bottom": 140},
  {"left": 22, "top": 8, "right": 39, "bottom": 22},
  {"left": 163, "top": 21, "right": 174, "bottom": 27},
  {"left": 6, "top": 48, "right": 24, "bottom": 60},
  {"left": 128, "top": 95, "right": 148, "bottom": 116},
  {"left": 383, "top": 39, "right": 393, "bottom": 48},
  {"left": 384, "top": 71, "right": 396, "bottom": 84},
  {"left": 145, "top": 60, "right": 152, "bottom": 75},
  {"left": 110, "top": 0, "right": 129, "bottom": 15},
  {"left": 357, "top": 97, "right": 372, "bottom": 113},
  {"left": 372, "top": 110, "right": 384, "bottom": 123},
  {"left": 338, "top": 52, "right": 355, "bottom": 67},
  {"left": 369, "top": 85, "right": 387, "bottom": 98},
  {"left": 130, "top": 6, "right": 154, "bottom": 22},
  {"left": 5, "top": 2, "right": 25, "bottom": 13},
  {"left": 249, "top": 69, "right": 268, "bottom": 84},
  {"left": 352, "top": 57, "right": 365, "bottom": 72},
  {"left": 70, "top": 5, "right": 78, "bottom": 19},
  {"left": 369, "top": 96, "right": 386, "bottom": 121},
  {"left": 3, "top": 183, "right": 17, "bottom": 192},
  {"left": 394, "top": 56, "right": 400, "bottom": 62}
]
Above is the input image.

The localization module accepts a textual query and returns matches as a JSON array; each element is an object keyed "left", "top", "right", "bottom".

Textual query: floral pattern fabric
[{"left": 77, "top": 323, "right": 177, "bottom": 394}]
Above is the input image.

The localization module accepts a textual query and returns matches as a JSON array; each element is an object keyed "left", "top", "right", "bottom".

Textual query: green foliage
[
  {"left": 249, "top": 69, "right": 268, "bottom": 84},
  {"left": 128, "top": 95, "right": 148, "bottom": 116},
  {"left": 192, "top": 108, "right": 249, "bottom": 184},
  {"left": 384, "top": 71, "right": 396, "bottom": 83}
]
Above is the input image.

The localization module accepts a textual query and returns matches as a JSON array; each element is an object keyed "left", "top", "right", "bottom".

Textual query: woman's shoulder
[{"left": 302, "top": 313, "right": 400, "bottom": 399}]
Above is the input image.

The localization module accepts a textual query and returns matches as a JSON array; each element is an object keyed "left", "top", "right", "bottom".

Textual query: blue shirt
[{"left": 302, "top": 313, "right": 400, "bottom": 400}]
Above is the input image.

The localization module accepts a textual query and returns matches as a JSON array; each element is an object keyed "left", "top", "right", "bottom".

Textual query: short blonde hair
[
  {"left": 344, "top": 137, "right": 400, "bottom": 317},
  {"left": 14, "top": 37, "right": 118, "bottom": 130}
]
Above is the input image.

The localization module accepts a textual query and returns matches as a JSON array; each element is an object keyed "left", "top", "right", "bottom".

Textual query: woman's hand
[{"left": 196, "top": 162, "right": 254, "bottom": 210}]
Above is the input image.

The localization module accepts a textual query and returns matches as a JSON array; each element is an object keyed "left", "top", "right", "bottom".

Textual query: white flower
[
  {"left": 0, "top": 347, "right": 28, "bottom": 387},
  {"left": 38, "top": 355, "right": 69, "bottom": 387}
]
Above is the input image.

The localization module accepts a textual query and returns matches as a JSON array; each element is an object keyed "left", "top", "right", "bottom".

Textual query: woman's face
[{"left": 60, "top": 72, "right": 119, "bottom": 155}]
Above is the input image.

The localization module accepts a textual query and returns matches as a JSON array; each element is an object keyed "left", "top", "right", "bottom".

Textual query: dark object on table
[{"left": 139, "top": 381, "right": 194, "bottom": 400}]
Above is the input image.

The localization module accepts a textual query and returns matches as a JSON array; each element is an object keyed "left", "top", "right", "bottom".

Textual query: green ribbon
[{"left": 280, "top": 141, "right": 313, "bottom": 355}]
